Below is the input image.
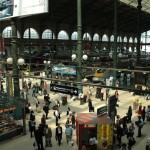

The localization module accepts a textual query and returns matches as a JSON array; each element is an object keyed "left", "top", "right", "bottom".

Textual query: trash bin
[
  {"left": 62, "top": 96, "right": 67, "bottom": 105},
  {"left": 80, "top": 98, "right": 84, "bottom": 105}
]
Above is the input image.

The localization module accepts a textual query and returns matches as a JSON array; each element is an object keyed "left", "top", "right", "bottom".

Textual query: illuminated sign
[{"left": 52, "top": 65, "right": 76, "bottom": 75}]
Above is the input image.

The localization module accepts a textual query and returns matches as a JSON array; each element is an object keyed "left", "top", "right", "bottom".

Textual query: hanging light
[
  {"left": 71, "top": 54, "right": 77, "bottom": 60},
  {"left": 82, "top": 54, "right": 88, "bottom": 60},
  {"left": 18, "top": 58, "right": 25, "bottom": 65},
  {"left": 6, "top": 57, "right": 13, "bottom": 64}
]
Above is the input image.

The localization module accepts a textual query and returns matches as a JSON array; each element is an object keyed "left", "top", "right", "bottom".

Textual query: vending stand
[
  {"left": 97, "top": 115, "right": 113, "bottom": 149},
  {"left": 76, "top": 113, "right": 113, "bottom": 150},
  {"left": 0, "top": 106, "right": 23, "bottom": 142},
  {"left": 76, "top": 113, "right": 97, "bottom": 150}
]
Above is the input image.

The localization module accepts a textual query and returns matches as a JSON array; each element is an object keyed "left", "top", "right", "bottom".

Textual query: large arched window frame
[
  {"left": 123, "top": 36, "right": 128, "bottom": 42},
  {"left": 71, "top": 31, "right": 78, "bottom": 40},
  {"left": 102, "top": 34, "right": 109, "bottom": 41},
  {"left": 23, "top": 28, "right": 39, "bottom": 39},
  {"left": 3, "top": 26, "right": 20, "bottom": 38},
  {"left": 110, "top": 35, "right": 114, "bottom": 42},
  {"left": 83, "top": 33, "right": 91, "bottom": 41},
  {"left": 117, "top": 36, "right": 122, "bottom": 42},
  {"left": 57, "top": 30, "right": 69, "bottom": 40},
  {"left": 129, "top": 37, "right": 133, "bottom": 43},
  {"left": 93, "top": 33, "right": 99, "bottom": 41},
  {"left": 42, "top": 29, "right": 55, "bottom": 39}
]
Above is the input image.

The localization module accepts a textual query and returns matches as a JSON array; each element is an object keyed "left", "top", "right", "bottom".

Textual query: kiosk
[
  {"left": 76, "top": 113, "right": 97, "bottom": 150},
  {"left": 97, "top": 115, "right": 113, "bottom": 149},
  {"left": 76, "top": 113, "right": 113, "bottom": 150},
  {"left": 0, "top": 107, "right": 23, "bottom": 142}
]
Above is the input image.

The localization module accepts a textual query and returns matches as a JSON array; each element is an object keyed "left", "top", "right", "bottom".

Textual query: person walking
[
  {"left": 55, "top": 124, "right": 63, "bottom": 146},
  {"left": 44, "top": 124, "right": 52, "bottom": 147},
  {"left": 88, "top": 99, "right": 94, "bottom": 112},
  {"left": 34, "top": 96, "right": 40, "bottom": 112},
  {"left": 28, "top": 79, "right": 32, "bottom": 89},
  {"left": 127, "top": 106, "right": 132, "bottom": 123},
  {"left": 54, "top": 108, "right": 60, "bottom": 126},
  {"left": 30, "top": 110, "right": 35, "bottom": 121},
  {"left": 43, "top": 104, "right": 49, "bottom": 119},
  {"left": 66, "top": 107, "right": 72, "bottom": 117},
  {"left": 128, "top": 134, "right": 136, "bottom": 150},
  {"left": 142, "top": 106, "right": 146, "bottom": 123},
  {"left": 29, "top": 120, "right": 36, "bottom": 138},
  {"left": 135, "top": 115, "right": 143, "bottom": 137},
  {"left": 65, "top": 125, "right": 73, "bottom": 144},
  {"left": 71, "top": 111, "right": 76, "bottom": 129},
  {"left": 137, "top": 106, "right": 142, "bottom": 116},
  {"left": 41, "top": 114, "right": 46, "bottom": 129},
  {"left": 34, "top": 125, "right": 44, "bottom": 150},
  {"left": 32, "top": 85, "right": 36, "bottom": 97}
]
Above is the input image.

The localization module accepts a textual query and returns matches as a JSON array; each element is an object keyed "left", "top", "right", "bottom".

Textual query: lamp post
[
  {"left": 6, "top": 57, "right": 26, "bottom": 135},
  {"left": 44, "top": 60, "right": 50, "bottom": 78},
  {"left": 71, "top": 54, "right": 88, "bottom": 94}
]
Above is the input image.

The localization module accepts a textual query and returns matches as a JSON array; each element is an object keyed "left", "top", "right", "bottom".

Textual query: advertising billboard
[
  {"left": 52, "top": 65, "right": 76, "bottom": 75},
  {"left": 0, "top": 0, "right": 48, "bottom": 20}
]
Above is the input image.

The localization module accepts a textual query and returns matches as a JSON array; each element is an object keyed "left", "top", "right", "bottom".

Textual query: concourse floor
[{"left": 0, "top": 79, "right": 150, "bottom": 150}]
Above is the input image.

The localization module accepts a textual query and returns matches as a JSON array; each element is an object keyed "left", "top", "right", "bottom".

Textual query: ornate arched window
[
  {"left": 58, "top": 30, "right": 69, "bottom": 40},
  {"left": 42, "top": 29, "right": 55, "bottom": 39}
]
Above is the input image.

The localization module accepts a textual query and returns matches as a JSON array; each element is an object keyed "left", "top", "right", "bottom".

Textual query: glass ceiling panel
[{"left": 120, "top": 0, "right": 150, "bottom": 14}]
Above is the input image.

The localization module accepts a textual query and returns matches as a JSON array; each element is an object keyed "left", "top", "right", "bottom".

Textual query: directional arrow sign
[{"left": 50, "top": 84, "right": 78, "bottom": 96}]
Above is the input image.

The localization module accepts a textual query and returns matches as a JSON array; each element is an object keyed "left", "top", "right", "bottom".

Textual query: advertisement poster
[
  {"left": 97, "top": 124, "right": 113, "bottom": 149},
  {"left": 0, "top": 0, "right": 48, "bottom": 20},
  {"left": 52, "top": 65, "right": 76, "bottom": 75}
]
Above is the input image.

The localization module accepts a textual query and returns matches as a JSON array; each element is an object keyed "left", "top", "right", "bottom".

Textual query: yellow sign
[{"left": 97, "top": 124, "right": 113, "bottom": 149}]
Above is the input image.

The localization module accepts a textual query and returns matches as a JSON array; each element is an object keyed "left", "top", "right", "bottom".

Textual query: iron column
[
  {"left": 11, "top": 18, "right": 20, "bottom": 97},
  {"left": 77, "top": 0, "right": 83, "bottom": 94},
  {"left": 113, "top": 0, "right": 118, "bottom": 86},
  {"left": 137, "top": 0, "right": 142, "bottom": 65}
]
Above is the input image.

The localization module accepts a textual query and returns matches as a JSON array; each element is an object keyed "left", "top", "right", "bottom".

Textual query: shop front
[{"left": 0, "top": 106, "right": 23, "bottom": 142}]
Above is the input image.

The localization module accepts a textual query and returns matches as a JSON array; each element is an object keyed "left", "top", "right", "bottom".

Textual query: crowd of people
[
  {"left": 23, "top": 79, "right": 78, "bottom": 150},
  {"left": 114, "top": 104, "right": 150, "bottom": 150},
  {"left": 22, "top": 79, "right": 150, "bottom": 150}
]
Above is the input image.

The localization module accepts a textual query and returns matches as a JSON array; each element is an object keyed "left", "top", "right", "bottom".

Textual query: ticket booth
[
  {"left": 76, "top": 113, "right": 97, "bottom": 150},
  {"left": 76, "top": 113, "right": 113, "bottom": 150},
  {"left": 97, "top": 115, "right": 113, "bottom": 149}
]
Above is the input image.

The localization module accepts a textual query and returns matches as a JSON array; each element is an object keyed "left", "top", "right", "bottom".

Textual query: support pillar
[
  {"left": 77, "top": 0, "right": 83, "bottom": 94},
  {"left": 113, "top": 0, "right": 118, "bottom": 86},
  {"left": 137, "top": 0, "right": 142, "bottom": 65}
]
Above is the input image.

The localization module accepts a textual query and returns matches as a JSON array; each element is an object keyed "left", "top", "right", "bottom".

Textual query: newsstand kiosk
[{"left": 76, "top": 113, "right": 113, "bottom": 150}]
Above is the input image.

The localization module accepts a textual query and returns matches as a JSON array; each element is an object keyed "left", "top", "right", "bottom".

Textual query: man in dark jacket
[
  {"left": 29, "top": 120, "right": 36, "bottom": 138},
  {"left": 127, "top": 106, "right": 132, "bottom": 123},
  {"left": 88, "top": 99, "right": 94, "bottom": 112},
  {"left": 55, "top": 124, "right": 63, "bottom": 146},
  {"left": 43, "top": 104, "right": 49, "bottom": 119},
  {"left": 34, "top": 125, "right": 44, "bottom": 150}
]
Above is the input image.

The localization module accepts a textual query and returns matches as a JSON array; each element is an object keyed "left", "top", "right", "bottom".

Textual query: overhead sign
[
  {"left": 97, "top": 106, "right": 107, "bottom": 116},
  {"left": 0, "top": 0, "right": 49, "bottom": 20},
  {"left": 50, "top": 84, "right": 78, "bottom": 96},
  {"left": 52, "top": 65, "right": 76, "bottom": 75}
]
